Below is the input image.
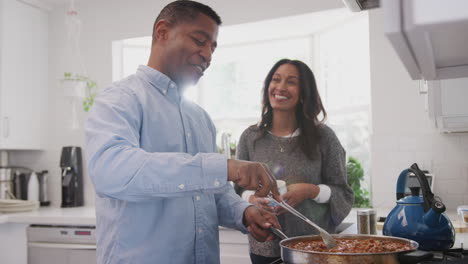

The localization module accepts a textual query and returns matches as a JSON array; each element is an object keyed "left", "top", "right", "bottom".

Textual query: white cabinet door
[
  {"left": 219, "top": 227, "right": 250, "bottom": 264},
  {"left": 0, "top": 0, "right": 48, "bottom": 149},
  {"left": 427, "top": 77, "right": 468, "bottom": 133},
  {"left": 383, "top": 0, "right": 468, "bottom": 80},
  {"left": 0, "top": 223, "right": 28, "bottom": 264}
]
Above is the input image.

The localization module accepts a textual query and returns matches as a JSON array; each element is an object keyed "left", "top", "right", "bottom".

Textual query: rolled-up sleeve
[{"left": 320, "top": 127, "right": 354, "bottom": 225}]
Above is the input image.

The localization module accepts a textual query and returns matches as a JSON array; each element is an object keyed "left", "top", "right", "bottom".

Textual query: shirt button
[
  {"left": 198, "top": 228, "right": 203, "bottom": 233},
  {"left": 196, "top": 196, "right": 200, "bottom": 201},
  {"left": 214, "top": 180, "right": 220, "bottom": 187},
  {"left": 163, "top": 90, "right": 167, "bottom": 94},
  {"left": 178, "top": 184, "right": 185, "bottom": 190},
  {"left": 187, "top": 133, "right": 191, "bottom": 137}
]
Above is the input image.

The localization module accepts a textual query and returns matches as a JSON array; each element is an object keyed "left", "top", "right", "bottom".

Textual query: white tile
[
  {"left": 432, "top": 165, "right": 463, "bottom": 181},
  {"left": 463, "top": 194, "right": 468, "bottom": 205},
  {"left": 412, "top": 152, "right": 434, "bottom": 171},
  {"left": 432, "top": 135, "right": 460, "bottom": 152},
  {"left": 440, "top": 194, "right": 464, "bottom": 211},
  {"left": 387, "top": 151, "right": 416, "bottom": 167},
  {"left": 398, "top": 136, "right": 434, "bottom": 152},
  {"left": 445, "top": 149, "right": 467, "bottom": 165},
  {"left": 431, "top": 150, "right": 447, "bottom": 166},
  {"left": 459, "top": 135, "right": 468, "bottom": 149},
  {"left": 371, "top": 135, "right": 398, "bottom": 152},
  {"left": 434, "top": 179, "right": 467, "bottom": 195}
]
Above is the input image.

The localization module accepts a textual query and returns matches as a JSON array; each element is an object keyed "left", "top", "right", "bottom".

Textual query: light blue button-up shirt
[{"left": 85, "top": 65, "right": 250, "bottom": 264}]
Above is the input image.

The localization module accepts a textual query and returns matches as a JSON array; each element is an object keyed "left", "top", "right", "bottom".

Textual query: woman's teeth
[{"left": 275, "top": 94, "right": 288, "bottom": 100}]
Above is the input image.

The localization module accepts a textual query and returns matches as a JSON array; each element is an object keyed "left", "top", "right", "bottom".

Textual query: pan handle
[
  {"left": 270, "top": 227, "right": 288, "bottom": 240},
  {"left": 398, "top": 250, "right": 433, "bottom": 264}
]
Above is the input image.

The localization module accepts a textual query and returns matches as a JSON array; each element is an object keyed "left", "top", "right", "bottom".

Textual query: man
[{"left": 85, "top": 1, "right": 281, "bottom": 263}]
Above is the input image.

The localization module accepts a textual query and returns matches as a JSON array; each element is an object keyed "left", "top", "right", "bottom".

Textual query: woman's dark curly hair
[{"left": 254, "top": 59, "right": 327, "bottom": 160}]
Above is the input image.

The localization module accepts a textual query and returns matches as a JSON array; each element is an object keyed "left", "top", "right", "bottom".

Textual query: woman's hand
[
  {"left": 249, "top": 195, "right": 276, "bottom": 213},
  {"left": 277, "top": 183, "right": 319, "bottom": 214}
]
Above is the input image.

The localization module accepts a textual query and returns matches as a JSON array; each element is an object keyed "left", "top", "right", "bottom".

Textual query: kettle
[{"left": 383, "top": 163, "right": 455, "bottom": 251}]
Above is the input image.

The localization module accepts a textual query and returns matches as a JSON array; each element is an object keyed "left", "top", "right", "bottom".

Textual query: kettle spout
[{"left": 423, "top": 207, "right": 443, "bottom": 228}]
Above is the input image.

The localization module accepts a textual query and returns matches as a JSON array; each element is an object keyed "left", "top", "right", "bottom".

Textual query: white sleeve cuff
[
  {"left": 241, "top": 190, "right": 255, "bottom": 202},
  {"left": 313, "top": 184, "right": 331, "bottom": 203}
]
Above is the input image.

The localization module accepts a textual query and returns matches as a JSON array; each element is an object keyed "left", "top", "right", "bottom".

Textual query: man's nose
[{"left": 200, "top": 45, "right": 213, "bottom": 65}]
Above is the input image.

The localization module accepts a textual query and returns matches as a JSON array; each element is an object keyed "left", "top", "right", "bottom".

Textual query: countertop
[
  {"left": 342, "top": 208, "right": 468, "bottom": 249},
  {"left": 0, "top": 206, "right": 96, "bottom": 226},
  {"left": 0, "top": 206, "right": 466, "bottom": 247}
]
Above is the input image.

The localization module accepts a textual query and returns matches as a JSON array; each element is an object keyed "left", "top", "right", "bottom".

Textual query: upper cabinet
[
  {"left": 383, "top": 0, "right": 468, "bottom": 80},
  {"left": 426, "top": 78, "right": 468, "bottom": 133},
  {"left": 0, "top": 0, "right": 48, "bottom": 150}
]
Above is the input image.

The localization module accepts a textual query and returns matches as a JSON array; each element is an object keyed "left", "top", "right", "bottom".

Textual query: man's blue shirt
[{"left": 85, "top": 65, "right": 250, "bottom": 264}]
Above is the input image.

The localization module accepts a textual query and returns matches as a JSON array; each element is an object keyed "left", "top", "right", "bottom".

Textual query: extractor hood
[{"left": 342, "top": 0, "right": 380, "bottom": 12}]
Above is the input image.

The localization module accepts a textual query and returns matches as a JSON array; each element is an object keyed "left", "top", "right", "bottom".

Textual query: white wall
[
  {"left": 10, "top": 0, "right": 345, "bottom": 207},
  {"left": 369, "top": 9, "right": 468, "bottom": 210}
]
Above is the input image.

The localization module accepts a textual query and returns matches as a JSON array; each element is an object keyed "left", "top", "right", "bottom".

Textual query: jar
[{"left": 357, "top": 209, "right": 377, "bottom": 235}]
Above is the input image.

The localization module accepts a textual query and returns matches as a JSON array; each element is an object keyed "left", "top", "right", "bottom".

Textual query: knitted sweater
[{"left": 235, "top": 124, "right": 354, "bottom": 257}]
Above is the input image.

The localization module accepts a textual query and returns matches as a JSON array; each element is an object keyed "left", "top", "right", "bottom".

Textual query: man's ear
[{"left": 154, "top": 20, "right": 171, "bottom": 42}]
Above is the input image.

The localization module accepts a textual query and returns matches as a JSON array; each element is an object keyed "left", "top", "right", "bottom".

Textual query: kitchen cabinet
[
  {"left": 383, "top": 0, "right": 468, "bottom": 80},
  {"left": 0, "top": 223, "right": 28, "bottom": 264},
  {"left": 0, "top": 0, "right": 48, "bottom": 150},
  {"left": 426, "top": 78, "right": 468, "bottom": 133},
  {"left": 219, "top": 227, "right": 250, "bottom": 264}
]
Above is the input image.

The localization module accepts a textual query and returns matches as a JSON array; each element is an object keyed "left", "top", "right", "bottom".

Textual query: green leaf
[{"left": 347, "top": 156, "right": 371, "bottom": 208}]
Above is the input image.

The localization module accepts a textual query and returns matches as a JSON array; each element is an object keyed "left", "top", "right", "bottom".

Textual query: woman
[{"left": 235, "top": 59, "right": 354, "bottom": 263}]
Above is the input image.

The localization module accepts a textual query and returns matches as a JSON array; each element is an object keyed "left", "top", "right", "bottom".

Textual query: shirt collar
[
  {"left": 137, "top": 65, "right": 178, "bottom": 95},
  {"left": 267, "top": 128, "right": 301, "bottom": 138}
]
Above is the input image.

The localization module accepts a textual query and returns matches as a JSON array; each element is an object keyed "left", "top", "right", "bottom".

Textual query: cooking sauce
[{"left": 286, "top": 238, "right": 413, "bottom": 253}]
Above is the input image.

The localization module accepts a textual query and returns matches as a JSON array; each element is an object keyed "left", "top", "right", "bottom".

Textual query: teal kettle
[{"left": 383, "top": 163, "right": 455, "bottom": 251}]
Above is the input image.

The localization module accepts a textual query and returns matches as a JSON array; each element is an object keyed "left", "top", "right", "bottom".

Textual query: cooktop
[
  {"left": 273, "top": 247, "right": 468, "bottom": 264},
  {"left": 414, "top": 248, "right": 468, "bottom": 264}
]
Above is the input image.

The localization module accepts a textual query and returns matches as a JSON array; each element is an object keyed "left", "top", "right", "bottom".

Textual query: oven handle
[{"left": 28, "top": 242, "right": 96, "bottom": 250}]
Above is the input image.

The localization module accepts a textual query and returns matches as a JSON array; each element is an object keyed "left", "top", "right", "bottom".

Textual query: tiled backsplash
[{"left": 371, "top": 133, "right": 468, "bottom": 211}]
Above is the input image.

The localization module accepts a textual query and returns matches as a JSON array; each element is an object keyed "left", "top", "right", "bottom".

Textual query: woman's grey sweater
[{"left": 236, "top": 124, "right": 354, "bottom": 257}]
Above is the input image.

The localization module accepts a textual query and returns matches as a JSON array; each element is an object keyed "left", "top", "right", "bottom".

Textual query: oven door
[
  {"left": 27, "top": 225, "right": 96, "bottom": 264},
  {"left": 28, "top": 242, "right": 96, "bottom": 264}
]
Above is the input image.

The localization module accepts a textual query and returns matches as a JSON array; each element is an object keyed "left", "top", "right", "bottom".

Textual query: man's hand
[
  {"left": 243, "top": 206, "right": 281, "bottom": 242},
  {"left": 228, "top": 160, "right": 281, "bottom": 201}
]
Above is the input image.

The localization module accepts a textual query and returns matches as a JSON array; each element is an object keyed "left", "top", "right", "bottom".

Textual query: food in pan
[{"left": 285, "top": 238, "right": 413, "bottom": 253}]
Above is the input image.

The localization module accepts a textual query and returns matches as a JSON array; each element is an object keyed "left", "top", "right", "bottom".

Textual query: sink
[{"left": 336, "top": 222, "right": 353, "bottom": 234}]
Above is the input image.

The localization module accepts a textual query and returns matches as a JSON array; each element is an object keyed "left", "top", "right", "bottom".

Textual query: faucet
[{"left": 220, "top": 132, "right": 231, "bottom": 158}]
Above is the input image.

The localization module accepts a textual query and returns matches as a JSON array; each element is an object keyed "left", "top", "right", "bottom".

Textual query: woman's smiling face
[{"left": 268, "top": 63, "right": 301, "bottom": 113}]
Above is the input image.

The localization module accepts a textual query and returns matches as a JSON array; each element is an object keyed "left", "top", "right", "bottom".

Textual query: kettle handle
[
  {"left": 396, "top": 164, "right": 433, "bottom": 201},
  {"left": 396, "top": 164, "right": 445, "bottom": 213},
  {"left": 396, "top": 169, "right": 410, "bottom": 200},
  {"left": 408, "top": 163, "right": 445, "bottom": 213}
]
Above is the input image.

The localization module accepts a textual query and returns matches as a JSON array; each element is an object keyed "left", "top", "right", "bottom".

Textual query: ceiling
[{"left": 39, "top": 0, "right": 92, "bottom": 8}]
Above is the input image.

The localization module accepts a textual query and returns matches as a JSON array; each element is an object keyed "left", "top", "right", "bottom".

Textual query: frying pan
[{"left": 270, "top": 231, "right": 419, "bottom": 264}]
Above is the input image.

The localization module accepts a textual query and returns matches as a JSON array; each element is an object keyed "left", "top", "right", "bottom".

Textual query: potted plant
[
  {"left": 61, "top": 72, "right": 97, "bottom": 112},
  {"left": 347, "top": 157, "right": 371, "bottom": 208}
]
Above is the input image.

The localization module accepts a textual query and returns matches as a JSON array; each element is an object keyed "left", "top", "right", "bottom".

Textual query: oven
[{"left": 27, "top": 225, "right": 96, "bottom": 264}]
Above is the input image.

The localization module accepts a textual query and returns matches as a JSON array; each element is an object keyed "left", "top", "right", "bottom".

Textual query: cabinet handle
[
  {"left": 3, "top": 117, "right": 9, "bottom": 138},
  {"left": 419, "top": 80, "right": 428, "bottom": 95},
  {"left": 28, "top": 242, "right": 96, "bottom": 250}
]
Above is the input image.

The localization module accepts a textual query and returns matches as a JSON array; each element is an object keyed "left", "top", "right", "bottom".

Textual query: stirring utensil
[
  {"left": 267, "top": 196, "right": 337, "bottom": 249},
  {"left": 270, "top": 226, "right": 288, "bottom": 240}
]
